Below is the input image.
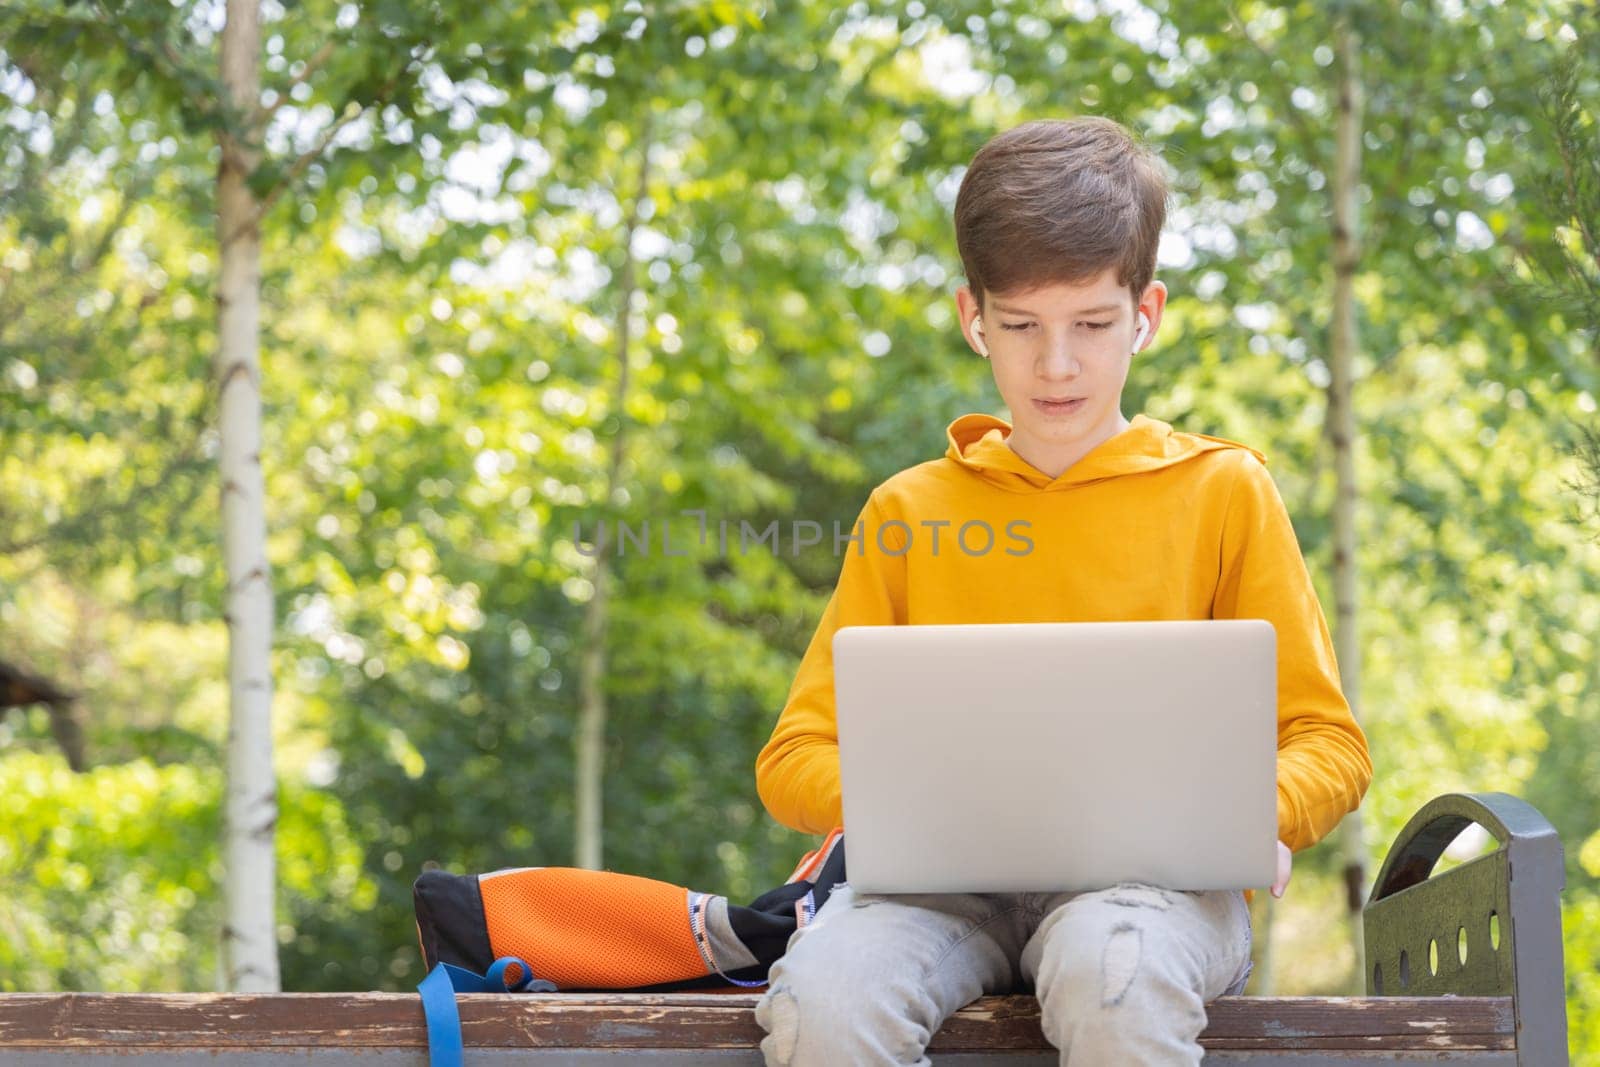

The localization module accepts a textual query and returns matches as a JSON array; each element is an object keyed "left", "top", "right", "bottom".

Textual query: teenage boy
[{"left": 752, "top": 116, "right": 1371, "bottom": 1066}]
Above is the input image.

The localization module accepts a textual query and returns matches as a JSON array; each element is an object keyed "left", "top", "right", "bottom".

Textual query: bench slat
[{"left": 0, "top": 993, "right": 1514, "bottom": 1052}]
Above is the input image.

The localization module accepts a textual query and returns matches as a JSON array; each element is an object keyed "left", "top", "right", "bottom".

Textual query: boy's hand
[{"left": 1270, "top": 840, "right": 1292, "bottom": 898}]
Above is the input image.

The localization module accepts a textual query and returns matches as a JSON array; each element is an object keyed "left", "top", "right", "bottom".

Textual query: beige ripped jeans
[{"left": 754, "top": 881, "right": 1253, "bottom": 1066}]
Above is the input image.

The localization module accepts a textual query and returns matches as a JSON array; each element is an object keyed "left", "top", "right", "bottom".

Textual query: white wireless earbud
[
  {"left": 972, "top": 316, "right": 991, "bottom": 358},
  {"left": 1132, "top": 311, "right": 1151, "bottom": 353}
]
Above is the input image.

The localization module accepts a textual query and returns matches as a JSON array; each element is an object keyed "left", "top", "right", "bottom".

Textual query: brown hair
[{"left": 954, "top": 116, "right": 1168, "bottom": 311}]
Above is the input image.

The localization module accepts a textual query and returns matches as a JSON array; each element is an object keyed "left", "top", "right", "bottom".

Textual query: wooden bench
[{"left": 0, "top": 792, "right": 1567, "bottom": 1065}]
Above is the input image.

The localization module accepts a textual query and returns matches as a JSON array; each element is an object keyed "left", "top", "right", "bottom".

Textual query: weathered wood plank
[
  {"left": 0, "top": 1052, "right": 1528, "bottom": 1066},
  {"left": 0, "top": 994, "right": 1514, "bottom": 1052}
]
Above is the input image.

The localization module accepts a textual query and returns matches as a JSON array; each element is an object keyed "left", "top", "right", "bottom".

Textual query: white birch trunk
[
  {"left": 218, "top": 0, "right": 280, "bottom": 992},
  {"left": 1330, "top": 16, "right": 1370, "bottom": 997},
  {"left": 574, "top": 123, "right": 653, "bottom": 871}
]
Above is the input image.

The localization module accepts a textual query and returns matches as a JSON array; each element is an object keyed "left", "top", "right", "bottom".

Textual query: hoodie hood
[{"left": 943, "top": 412, "right": 1266, "bottom": 491}]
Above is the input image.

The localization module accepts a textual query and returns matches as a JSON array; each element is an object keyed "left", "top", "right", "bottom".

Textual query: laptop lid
[{"left": 834, "top": 620, "right": 1278, "bottom": 894}]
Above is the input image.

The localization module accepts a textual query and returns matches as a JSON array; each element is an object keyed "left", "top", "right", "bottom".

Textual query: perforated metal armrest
[{"left": 1363, "top": 792, "right": 1568, "bottom": 1065}]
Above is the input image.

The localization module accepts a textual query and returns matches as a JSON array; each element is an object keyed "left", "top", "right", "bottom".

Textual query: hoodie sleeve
[
  {"left": 1212, "top": 451, "right": 1373, "bottom": 854},
  {"left": 756, "top": 491, "right": 907, "bottom": 835}
]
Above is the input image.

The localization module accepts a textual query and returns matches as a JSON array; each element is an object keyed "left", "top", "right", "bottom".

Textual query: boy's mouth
[{"left": 1033, "top": 397, "right": 1086, "bottom": 416}]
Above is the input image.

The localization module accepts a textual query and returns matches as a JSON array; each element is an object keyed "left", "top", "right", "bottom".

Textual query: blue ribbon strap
[
  {"left": 418, "top": 962, "right": 465, "bottom": 1067},
  {"left": 419, "top": 957, "right": 551, "bottom": 1067}
]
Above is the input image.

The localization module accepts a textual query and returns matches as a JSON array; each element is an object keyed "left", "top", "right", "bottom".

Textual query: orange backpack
[{"left": 413, "top": 828, "right": 845, "bottom": 992}]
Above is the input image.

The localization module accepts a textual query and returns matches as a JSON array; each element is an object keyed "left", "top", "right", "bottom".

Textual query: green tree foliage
[
  {"left": 2, "top": 1, "right": 1599, "bottom": 1053},
  {"left": 0, "top": 41, "right": 215, "bottom": 587},
  {"left": 0, "top": 749, "right": 373, "bottom": 991}
]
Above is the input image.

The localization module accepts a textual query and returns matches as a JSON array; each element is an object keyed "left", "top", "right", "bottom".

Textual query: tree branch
[
  {"left": 245, "top": 101, "right": 364, "bottom": 226},
  {"left": 236, "top": 61, "right": 412, "bottom": 238},
  {"left": 1223, "top": 2, "right": 1322, "bottom": 165},
  {"left": 1550, "top": 78, "right": 1600, "bottom": 283},
  {"left": 250, "top": 40, "right": 338, "bottom": 125},
  {"left": 89, "top": 0, "right": 209, "bottom": 109}
]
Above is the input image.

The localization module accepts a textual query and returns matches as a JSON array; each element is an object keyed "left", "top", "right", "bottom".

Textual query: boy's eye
[{"left": 1001, "top": 321, "right": 1114, "bottom": 331}]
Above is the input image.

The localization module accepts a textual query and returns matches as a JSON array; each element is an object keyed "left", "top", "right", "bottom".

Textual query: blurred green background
[{"left": 2, "top": 0, "right": 1598, "bottom": 1058}]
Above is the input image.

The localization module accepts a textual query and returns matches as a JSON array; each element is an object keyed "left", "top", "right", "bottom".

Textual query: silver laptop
[{"left": 834, "top": 620, "right": 1278, "bottom": 894}]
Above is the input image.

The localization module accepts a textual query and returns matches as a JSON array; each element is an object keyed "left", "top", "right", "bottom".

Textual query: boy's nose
[{"left": 1037, "top": 346, "right": 1082, "bottom": 379}]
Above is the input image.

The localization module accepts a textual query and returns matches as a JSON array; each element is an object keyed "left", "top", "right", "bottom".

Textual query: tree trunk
[
  {"left": 574, "top": 118, "right": 654, "bottom": 871},
  {"left": 217, "top": 0, "right": 280, "bottom": 992},
  {"left": 1329, "top": 14, "right": 1370, "bottom": 997}
]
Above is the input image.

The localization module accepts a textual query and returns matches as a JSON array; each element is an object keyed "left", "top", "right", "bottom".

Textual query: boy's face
[{"left": 955, "top": 268, "right": 1167, "bottom": 478}]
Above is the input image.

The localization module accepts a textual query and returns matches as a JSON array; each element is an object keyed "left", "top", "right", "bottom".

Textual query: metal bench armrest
[{"left": 1363, "top": 792, "right": 1567, "bottom": 1065}]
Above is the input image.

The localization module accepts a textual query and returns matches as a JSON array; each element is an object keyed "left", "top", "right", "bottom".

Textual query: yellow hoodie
[{"left": 755, "top": 412, "right": 1371, "bottom": 859}]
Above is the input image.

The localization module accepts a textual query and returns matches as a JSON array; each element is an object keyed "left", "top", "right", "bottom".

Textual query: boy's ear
[
  {"left": 1134, "top": 280, "right": 1167, "bottom": 353},
  {"left": 957, "top": 284, "right": 989, "bottom": 358}
]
